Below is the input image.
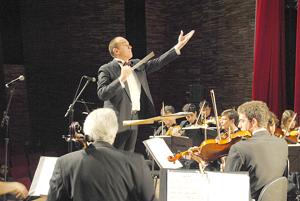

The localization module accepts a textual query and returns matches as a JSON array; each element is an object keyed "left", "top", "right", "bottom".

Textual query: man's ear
[
  {"left": 252, "top": 118, "right": 259, "bottom": 127},
  {"left": 113, "top": 48, "right": 119, "bottom": 56}
]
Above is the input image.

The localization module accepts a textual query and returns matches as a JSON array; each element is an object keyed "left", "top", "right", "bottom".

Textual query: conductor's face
[{"left": 114, "top": 37, "right": 133, "bottom": 61}]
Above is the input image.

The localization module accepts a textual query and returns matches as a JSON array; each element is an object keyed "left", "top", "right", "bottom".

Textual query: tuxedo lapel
[{"left": 111, "top": 60, "right": 131, "bottom": 101}]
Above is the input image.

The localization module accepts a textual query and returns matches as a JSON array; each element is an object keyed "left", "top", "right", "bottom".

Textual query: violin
[
  {"left": 202, "top": 116, "right": 221, "bottom": 126},
  {"left": 198, "top": 130, "right": 252, "bottom": 161},
  {"left": 189, "top": 121, "right": 209, "bottom": 128},
  {"left": 273, "top": 127, "right": 298, "bottom": 144},
  {"left": 167, "top": 130, "right": 252, "bottom": 162},
  {"left": 274, "top": 127, "right": 283, "bottom": 137},
  {"left": 283, "top": 129, "right": 298, "bottom": 144},
  {"left": 165, "top": 125, "right": 184, "bottom": 136}
]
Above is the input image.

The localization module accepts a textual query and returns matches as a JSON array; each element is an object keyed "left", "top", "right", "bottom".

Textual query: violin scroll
[{"left": 167, "top": 148, "right": 199, "bottom": 162}]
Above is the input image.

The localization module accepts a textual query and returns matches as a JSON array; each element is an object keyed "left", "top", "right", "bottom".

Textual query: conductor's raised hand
[{"left": 176, "top": 30, "right": 195, "bottom": 50}]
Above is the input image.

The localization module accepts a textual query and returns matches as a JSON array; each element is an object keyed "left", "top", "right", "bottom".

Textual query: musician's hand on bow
[
  {"left": 119, "top": 66, "right": 133, "bottom": 83},
  {"left": 188, "top": 147, "right": 207, "bottom": 167},
  {"left": 176, "top": 30, "right": 195, "bottom": 50}
]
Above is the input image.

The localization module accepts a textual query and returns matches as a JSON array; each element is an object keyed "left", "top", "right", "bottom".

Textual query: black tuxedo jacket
[
  {"left": 97, "top": 48, "right": 179, "bottom": 132},
  {"left": 224, "top": 129, "right": 288, "bottom": 200},
  {"left": 46, "top": 141, "right": 157, "bottom": 201}
]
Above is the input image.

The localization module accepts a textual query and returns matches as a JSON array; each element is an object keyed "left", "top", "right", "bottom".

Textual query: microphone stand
[
  {"left": 1, "top": 84, "right": 16, "bottom": 201},
  {"left": 64, "top": 78, "right": 92, "bottom": 153}
]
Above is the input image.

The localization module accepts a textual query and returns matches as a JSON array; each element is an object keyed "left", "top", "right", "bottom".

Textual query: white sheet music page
[
  {"left": 31, "top": 156, "right": 58, "bottom": 196},
  {"left": 206, "top": 171, "right": 250, "bottom": 201},
  {"left": 167, "top": 169, "right": 208, "bottom": 201},
  {"left": 143, "top": 137, "right": 183, "bottom": 169}
]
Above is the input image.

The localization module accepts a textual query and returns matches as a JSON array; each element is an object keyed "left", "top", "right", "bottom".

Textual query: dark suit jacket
[
  {"left": 97, "top": 48, "right": 179, "bottom": 132},
  {"left": 46, "top": 141, "right": 157, "bottom": 201},
  {"left": 224, "top": 129, "right": 288, "bottom": 200}
]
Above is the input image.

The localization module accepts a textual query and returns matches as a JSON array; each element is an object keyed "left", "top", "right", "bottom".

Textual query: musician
[
  {"left": 267, "top": 111, "right": 279, "bottom": 135},
  {"left": 281, "top": 110, "right": 298, "bottom": 133},
  {"left": 179, "top": 103, "right": 198, "bottom": 128},
  {"left": 188, "top": 108, "right": 240, "bottom": 171},
  {"left": 154, "top": 105, "right": 180, "bottom": 136},
  {"left": 47, "top": 108, "right": 157, "bottom": 201},
  {"left": 224, "top": 101, "right": 288, "bottom": 200},
  {"left": 219, "top": 109, "right": 240, "bottom": 134},
  {"left": 198, "top": 100, "right": 216, "bottom": 127},
  {"left": 97, "top": 30, "right": 195, "bottom": 152}
]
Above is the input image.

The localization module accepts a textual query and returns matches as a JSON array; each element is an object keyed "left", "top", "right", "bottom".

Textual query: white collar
[{"left": 252, "top": 128, "right": 268, "bottom": 136}]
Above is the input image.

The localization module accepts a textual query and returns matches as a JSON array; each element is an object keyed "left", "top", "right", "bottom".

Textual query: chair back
[
  {"left": 257, "top": 177, "right": 288, "bottom": 201},
  {"left": 283, "top": 158, "right": 289, "bottom": 178}
]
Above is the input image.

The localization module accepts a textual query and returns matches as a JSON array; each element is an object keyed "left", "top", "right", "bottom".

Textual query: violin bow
[
  {"left": 210, "top": 90, "right": 221, "bottom": 140},
  {"left": 196, "top": 100, "right": 206, "bottom": 125},
  {"left": 210, "top": 90, "right": 226, "bottom": 167},
  {"left": 284, "top": 113, "right": 297, "bottom": 138},
  {"left": 161, "top": 102, "right": 165, "bottom": 135},
  {"left": 199, "top": 162, "right": 205, "bottom": 177}
]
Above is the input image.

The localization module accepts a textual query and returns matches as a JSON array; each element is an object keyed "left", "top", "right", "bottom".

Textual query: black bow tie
[{"left": 118, "top": 61, "right": 131, "bottom": 66}]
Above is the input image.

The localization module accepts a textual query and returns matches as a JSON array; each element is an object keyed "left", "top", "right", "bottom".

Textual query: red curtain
[
  {"left": 252, "top": 0, "right": 286, "bottom": 119},
  {"left": 294, "top": 2, "right": 300, "bottom": 123}
]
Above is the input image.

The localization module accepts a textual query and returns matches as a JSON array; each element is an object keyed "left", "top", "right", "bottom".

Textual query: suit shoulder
[
  {"left": 58, "top": 149, "right": 85, "bottom": 163},
  {"left": 123, "top": 151, "right": 145, "bottom": 162},
  {"left": 98, "top": 61, "right": 114, "bottom": 72}
]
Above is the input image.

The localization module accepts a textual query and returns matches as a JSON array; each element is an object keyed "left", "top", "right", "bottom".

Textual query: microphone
[
  {"left": 83, "top": 76, "right": 96, "bottom": 82},
  {"left": 5, "top": 75, "right": 25, "bottom": 88}
]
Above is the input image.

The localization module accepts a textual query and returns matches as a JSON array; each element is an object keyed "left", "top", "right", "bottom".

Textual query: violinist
[
  {"left": 188, "top": 109, "right": 240, "bottom": 171},
  {"left": 198, "top": 100, "right": 216, "bottom": 127},
  {"left": 154, "top": 105, "right": 181, "bottom": 136},
  {"left": 220, "top": 109, "right": 240, "bottom": 134},
  {"left": 281, "top": 110, "right": 298, "bottom": 134},
  {"left": 224, "top": 101, "right": 288, "bottom": 200},
  {"left": 179, "top": 103, "right": 198, "bottom": 128},
  {"left": 47, "top": 108, "right": 157, "bottom": 201}
]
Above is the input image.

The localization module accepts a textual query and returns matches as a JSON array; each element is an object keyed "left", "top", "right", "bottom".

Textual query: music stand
[
  {"left": 182, "top": 127, "right": 218, "bottom": 146},
  {"left": 150, "top": 136, "right": 193, "bottom": 154},
  {"left": 288, "top": 144, "right": 300, "bottom": 172},
  {"left": 28, "top": 156, "right": 58, "bottom": 200}
]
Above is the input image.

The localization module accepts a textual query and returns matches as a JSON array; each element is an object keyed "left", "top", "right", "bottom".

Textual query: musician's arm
[{"left": 188, "top": 148, "right": 208, "bottom": 169}]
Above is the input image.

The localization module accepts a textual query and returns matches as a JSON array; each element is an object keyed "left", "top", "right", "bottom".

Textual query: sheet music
[
  {"left": 162, "top": 170, "right": 250, "bottom": 201},
  {"left": 207, "top": 171, "right": 250, "bottom": 201},
  {"left": 167, "top": 170, "right": 207, "bottom": 201},
  {"left": 143, "top": 137, "right": 183, "bottom": 169},
  {"left": 29, "top": 156, "right": 58, "bottom": 196}
]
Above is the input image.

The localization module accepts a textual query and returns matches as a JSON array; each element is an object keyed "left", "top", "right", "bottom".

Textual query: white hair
[{"left": 83, "top": 108, "right": 118, "bottom": 144}]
